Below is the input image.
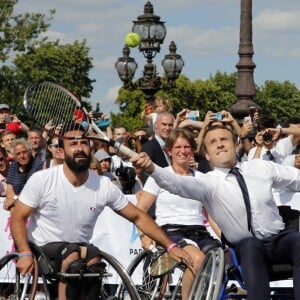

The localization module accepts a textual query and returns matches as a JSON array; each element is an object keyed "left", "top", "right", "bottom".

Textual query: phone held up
[
  {"left": 210, "top": 112, "right": 223, "bottom": 121},
  {"left": 186, "top": 110, "right": 199, "bottom": 121}
]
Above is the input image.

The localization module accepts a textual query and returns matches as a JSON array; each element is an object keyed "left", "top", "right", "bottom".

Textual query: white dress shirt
[
  {"left": 151, "top": 159, "right": 300, "bottom": 244},
  {"left": 248, "top": 136, "right": 295, "bottom": 163}
]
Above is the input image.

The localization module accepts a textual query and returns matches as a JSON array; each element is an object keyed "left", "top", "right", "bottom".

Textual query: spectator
[
  {"left": 89, "top": 156, "right": 101, "bottom": 174},
  {"left": 10, "top": 122, "right": 193, "bottom": 300},
  {"left": 1, "top": 130, "right": 17, "bottom": 162},
  {"left": 27, "top": 127, "right": 47, "bottom": 162},
  {"left": 141, "top": 111, "right": 174, "bottom": 170},
  {"left": 248, "top": 116, "right": 300, "bottom": 163},
  {"left": 281, "top": 117, "right": 300, "bottom": 168},
  {"left": 94, "top": 149, "right": 118, "bottom": 184},
  {"left": 43, "top": 136, "right": 64, "bottom": 169},
  {"left": 112, "top": 124, "right": 127, "bottom": 142},
  {"left": 136, "top": 128, "right": 219, "bottom": 299},
  {"left": 0, "top": 147, "right": 9, "bottom": 196},
  {"left": 142, "top": 96, "right": 172, "bottom": 135},
  {"left": 0, "top": 103, "right": 29, "bottom": 135},
  {"left": 3, "top": 138, "right": 43, "bottom": 211},
  {"left": 133, "top": 128, "right": 149, "bottom": 153}
]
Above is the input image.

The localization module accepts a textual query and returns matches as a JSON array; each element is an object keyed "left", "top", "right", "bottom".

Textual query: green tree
[
  {"left": 13, "top": 40, "right": 95, "bottom": 98},
  {"left": 0, "top": 1, "right": 95, "bottom": 120},
  {"left": 113, "top": 72, "right": 300, "bottom": 131},
  {"left": 112, "top": 72, "right": 238, "bottom": 130},
  {"left": 0, "top": 0, "right": 54, "bottom": 62},
  {"left": 255, "top": 80, "right": 300, "bottom": 123}
]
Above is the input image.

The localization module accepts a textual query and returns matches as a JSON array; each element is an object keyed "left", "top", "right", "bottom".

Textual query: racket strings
[{"left": 25, "top": 82, "right": 84, "bottom": 136}]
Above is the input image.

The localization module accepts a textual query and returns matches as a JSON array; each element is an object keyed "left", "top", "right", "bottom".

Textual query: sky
[{"left": 14, "top": 0, "right": 300, "bottom": 114}]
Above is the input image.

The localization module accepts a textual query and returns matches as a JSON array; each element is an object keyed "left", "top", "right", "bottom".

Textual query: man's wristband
[
  {"left": 167, "top": 242, "right": 177, "bottom": 253},
  {"left": 19, "top": 252, "right": 33, "bottom": 258}
]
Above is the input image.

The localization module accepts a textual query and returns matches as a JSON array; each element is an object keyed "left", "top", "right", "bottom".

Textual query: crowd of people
[{"left": 1, "top": 98, "right": 300, "bottom": 299}]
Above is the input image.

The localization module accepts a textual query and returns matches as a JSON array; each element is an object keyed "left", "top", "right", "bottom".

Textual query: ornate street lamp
[{"left": 115, "top": 1, "right": 184, "bottom": 102}]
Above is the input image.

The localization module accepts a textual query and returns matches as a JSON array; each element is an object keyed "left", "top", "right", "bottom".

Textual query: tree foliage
[
  {"left": 113, "top": 72, "right": 300, "bottom": 132},
  {"left": 0, "top": 0, "right": 54, "bottom": 62},
  {"left": 0, "top": 0, "right": 94, "bottom": 119},
  {"left": 13, "top": 40, "right": 95, "bottom": 98},
  {"left": 255, "top": 80, "right": 300, "bottom": 123}
]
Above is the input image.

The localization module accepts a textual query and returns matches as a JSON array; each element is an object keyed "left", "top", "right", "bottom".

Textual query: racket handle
[
  {"left": 148, "top": 244, "right": 158, "bottom": 254},
  {"left": 113, "top": 141, "right": 138, "bottom": 158}
]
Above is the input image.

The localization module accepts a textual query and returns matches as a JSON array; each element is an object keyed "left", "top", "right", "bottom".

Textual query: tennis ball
[{"left": 125, "top": 32, "right": 141, "bottom": 48}]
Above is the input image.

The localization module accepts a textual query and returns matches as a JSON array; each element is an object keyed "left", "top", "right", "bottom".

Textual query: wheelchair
[
  {"left": 189, "top": 205, "right": 299, "bottom": 300},
  {"left": 118, "top": 239, "right": 221, "bottom": 300},
  {"left": 118, "top": 247, "right": 184, "bottom": 300},
  {"left": 0, "top": 242, "right": 139, "bottom": 300}
]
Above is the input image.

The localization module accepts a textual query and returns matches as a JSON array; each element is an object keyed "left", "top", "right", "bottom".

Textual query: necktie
[
  {"left": 266, "top": 150, "right": 274, "bottom": 161},
  {"left": 230, "top": 167, "right": 253, "bottom": 233},
  {"left": 292, "top": 144, "right": 300, "bottom": 154}
]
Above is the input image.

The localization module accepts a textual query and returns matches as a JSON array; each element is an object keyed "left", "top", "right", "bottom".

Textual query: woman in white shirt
[{"left": 136, "top": 128, "right": 219, "bottom": 300}]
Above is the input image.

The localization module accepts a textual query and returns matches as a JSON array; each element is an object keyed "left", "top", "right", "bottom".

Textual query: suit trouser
[{"left": 234, "top": 226, "right": 300, "bottom": 300}]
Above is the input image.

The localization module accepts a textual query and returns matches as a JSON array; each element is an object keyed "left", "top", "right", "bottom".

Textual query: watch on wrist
[{"left": 13, "top": 195, "right": 18, "bottom": 202}]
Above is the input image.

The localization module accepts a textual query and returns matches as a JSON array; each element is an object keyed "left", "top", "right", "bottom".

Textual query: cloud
[
  {"left": 94, "top": 57, "right": 117, "bottom": 71},
  {"left": 166, "top": 25, "right": 238, "bottom": 56},
  {"left": 254, "top": 9, "right": 300, "bottom": 32},
  {"left": 93, "top": 85, "right": 120, "bottom": 113}
]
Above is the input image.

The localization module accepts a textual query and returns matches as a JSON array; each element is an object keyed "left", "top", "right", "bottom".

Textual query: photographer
[
  {"left": 248, "top": 116, "right": 300, "bottom": 163},
  {"left": 0, "top": 104, "right": 29, "bottom": 135}
]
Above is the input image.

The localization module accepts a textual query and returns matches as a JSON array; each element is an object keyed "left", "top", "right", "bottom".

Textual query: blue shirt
[{"left": 7, "top": 156, "right": 43, "bottom": 194}]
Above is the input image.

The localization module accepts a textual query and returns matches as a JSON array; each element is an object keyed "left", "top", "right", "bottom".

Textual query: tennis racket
[
  {"left": 23, "top": 81, "right": 137, "bottom": 158},
  {"left": 148, "top": 245, "right": 181, "bottom": 277}
]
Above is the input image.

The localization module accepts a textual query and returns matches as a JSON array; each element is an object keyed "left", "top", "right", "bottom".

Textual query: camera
[
  {"left": 262, "top": 132, "right": 273, "bottom": 142},
  {"left": 210, "top": 112, "right": 223, "bottom": 121},
  {"left": 116, "top": 165, "right": 136, "bottom": 194}
]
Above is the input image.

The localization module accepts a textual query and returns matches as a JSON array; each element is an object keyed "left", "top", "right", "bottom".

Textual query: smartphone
[
  {"left": 186, "top": 110, "right": 199, "bottom": 121},
  {"left": 210, "top": 112, "right": 223, "bottom": 121}
]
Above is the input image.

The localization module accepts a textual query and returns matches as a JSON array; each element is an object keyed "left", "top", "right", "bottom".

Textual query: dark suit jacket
[{"left": 141, "top": 137, "right": 169, "bottom": 169}]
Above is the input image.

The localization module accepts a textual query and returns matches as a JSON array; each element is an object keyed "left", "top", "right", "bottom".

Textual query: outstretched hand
[{"left": 130, "top": 152, "right": 154, "bottom": 174}]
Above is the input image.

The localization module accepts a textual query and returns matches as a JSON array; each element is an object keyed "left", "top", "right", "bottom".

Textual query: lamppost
[
  {"left": 229, "top": 0, "right": 260, "bottom": 120},
  {"left": 115, "top": 1, "right": 184, "bottom": 102}
]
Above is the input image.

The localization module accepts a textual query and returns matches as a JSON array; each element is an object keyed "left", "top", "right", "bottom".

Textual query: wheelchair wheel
[
  {"left": 118, "top": 250, "right": 164, "bottom": 300},
  {"left": 98, "top": 249, "right": 139, "bottom": 300},
  {"left": 189, "top": 248, "right": 224, "bottom": 300},
  {"left": 0, "top": 252, "right": 39, "bottom": 300}
]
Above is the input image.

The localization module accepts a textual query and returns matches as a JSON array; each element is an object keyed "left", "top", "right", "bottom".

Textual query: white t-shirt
[
  {"left": 19, "top": 165, "right": 128, "bottom": 246},
  {"left": 143, "top": 166, "right": 206, "bottom": 226}
]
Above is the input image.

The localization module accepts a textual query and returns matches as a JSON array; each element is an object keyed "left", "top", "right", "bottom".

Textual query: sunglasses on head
[{"left": 50, "top": 143, "right": 59, "bottom": 148}]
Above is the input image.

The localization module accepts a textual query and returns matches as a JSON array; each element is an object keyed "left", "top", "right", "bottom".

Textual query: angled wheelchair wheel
[
  {"left": 118, "top": 250, "right": 165, "bottom": 300},
  {"left": 189, "top": 247, "right": 224, "bottom": 300},
  {"left": 0, "top": 252, "right": 40, "bottom": 300},
  {"left": 98, "top": 249, "right": 139, "bottom": 300}
]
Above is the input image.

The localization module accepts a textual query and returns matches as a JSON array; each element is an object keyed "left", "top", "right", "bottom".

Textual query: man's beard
[{"left": 65, "top": 151, "right": 92, "bottom": 172}]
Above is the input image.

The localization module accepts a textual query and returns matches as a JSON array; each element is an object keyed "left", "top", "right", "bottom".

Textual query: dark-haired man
[{"left": 132, "top": 125, "right": 300, "bottom": 300}]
